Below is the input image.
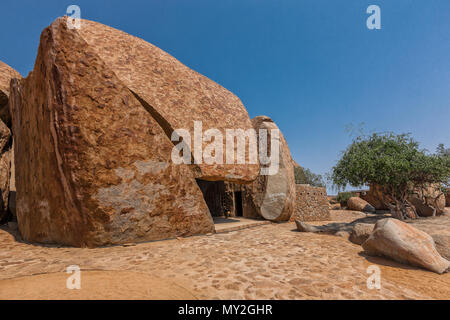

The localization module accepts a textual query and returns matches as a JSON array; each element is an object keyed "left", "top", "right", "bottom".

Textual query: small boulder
[
  {"left": 347, "top": 197, "right": 376, "bottom": 213},
  {"left": 430, "top": 234, "right": 450, "bottom": 261},
  {"left": 362, "top": 218, "right": 450, "bottom": 274},
  {"left": 295, "top": 220, "right": 320, "bottom": 233},
  {"left": 349, "top": 223, "right": 374, "bottom": 245}
]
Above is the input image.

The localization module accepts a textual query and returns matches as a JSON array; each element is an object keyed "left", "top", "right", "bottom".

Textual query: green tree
[
  {"left": 436, "top": 143, "right": 450, "bottom": 157},
  {"left": 294, "top": 166, "right": 325, "bottom": 187},
  {"left": 331, "top": 133, "right": 450, "bottom": 220}
]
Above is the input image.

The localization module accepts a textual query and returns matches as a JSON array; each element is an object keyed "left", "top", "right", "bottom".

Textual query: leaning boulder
[
  {"left": 362, "top": 218, "right": 450, "bottom": 274},
  {"left": 347, "top": 197, "right": 376, "bottom": 213},
  {"left": 10, "top": 17, "right": 221, "bottom": 247},
  {"left": 242, "top": 116, "right": 296, "bottom": 221}
]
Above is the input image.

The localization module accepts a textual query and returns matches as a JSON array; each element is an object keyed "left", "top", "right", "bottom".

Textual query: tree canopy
[
  {"left": 331, "top": 133, "right": 450, "bottom": 219},
  {"left": 294, "top": 166, "right": 325, "bottom": 187}
]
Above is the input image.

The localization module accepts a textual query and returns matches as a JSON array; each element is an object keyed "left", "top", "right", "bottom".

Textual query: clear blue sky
[{"left": 1, "top": 0, "right": 449, "bottom": 193}]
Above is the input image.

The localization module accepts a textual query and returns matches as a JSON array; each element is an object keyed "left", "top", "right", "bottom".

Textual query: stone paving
[{"left": 1, "top": 211, "right": 450, "bottom": 299}]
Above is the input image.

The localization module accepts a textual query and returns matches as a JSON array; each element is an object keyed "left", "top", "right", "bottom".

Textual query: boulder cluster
[{"left": 1, "top": 17, "right": 302, "bottom": 247}]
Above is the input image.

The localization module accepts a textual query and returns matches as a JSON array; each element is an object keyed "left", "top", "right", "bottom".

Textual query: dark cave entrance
[
  {"left": 234, "top": 191, "right": 243, "bottom": 217},
  {"left": 196, "top": 179, "right": 236, "bottom": 218}
]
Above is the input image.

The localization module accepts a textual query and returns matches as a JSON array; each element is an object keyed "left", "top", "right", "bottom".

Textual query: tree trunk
[{"left": 387, "top": 200, "right": 419, "bottom": 220}]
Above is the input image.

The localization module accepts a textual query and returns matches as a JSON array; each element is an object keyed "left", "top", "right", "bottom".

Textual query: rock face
[
  {"left": 9, "top": 17, "right": 228, "bottom": 247},
  {"left": 0, "top": 121, "right": 11, "bottom": 223},
  {"left": 361, "top": 184, "right": 390, "bottom": 210},
  {"left": 291, "top": 184, "right": 330, "bottom": 221},
  {"left": 363, "top": 183, "right": 446, "bottom": 216},
  {"left": 242, "top": 116, "right": 295, "bottom": 221},
  {"left": 0, "top": 61, "right": 19, "bottom": 223},
  {"left": 362, "top": 219, "right": 450, "bottom": 274},
  {"left": 0, "top": 61, "right": 21, "bottom": 126},
  {"left": 349, "top": 223, "right": 373, "bottom": 245},
  {"left": 76, "top": 19, "right": 259, "bottom": 183},
  {"left": 347, "top": 197, "right": 376, "bottom": 213},
  {"left": 409, "top": 185, "right": 446, "bottom": 217}
]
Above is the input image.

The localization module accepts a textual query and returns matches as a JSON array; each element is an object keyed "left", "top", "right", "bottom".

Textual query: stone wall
[{"left": 291, "top": 184, "right": 330, "bottom": 221}]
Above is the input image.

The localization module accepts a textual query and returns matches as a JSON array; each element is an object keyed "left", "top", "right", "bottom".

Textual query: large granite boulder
[
  {"left": 347, "top": 197, "right": 375, "bottom": 213},
  {"left": 8, "top": 17, "right": 247, "bottom": 246},
  {"left": 242, "top": 116, "right": 295, "bottom": 221},
  {"left": 362, "top": 218, "right": 450, "bottom": 274},
  {"left": 0, "top": 61, "right": 19, "bottom": 223},
  {"left": 408, "top": 185, "right": 446, "bottom": 217},
  {"left": 76, "top": 19, "right": 259, "bottom": 183},
  {"left": 291, "top": 184, "right": 330, "bottom": 221}
]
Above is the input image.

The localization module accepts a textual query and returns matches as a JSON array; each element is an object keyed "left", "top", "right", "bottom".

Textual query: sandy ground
[{"left": 1, "top": 210, "right": 450, "bottom": 300}]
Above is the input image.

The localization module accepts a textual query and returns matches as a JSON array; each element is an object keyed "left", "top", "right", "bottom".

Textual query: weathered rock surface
[
  {"left": 362, "top": 218, "right": 450, "bottom": 274},
  {"left": 349, "top": 223, "right": 373, "bottom": 245},
  {"left": 295, "top": 220, "right": 321, "bottom": 233},
  {"left": 0, "top": 61, "right": 21, "bottom": 126},
  {"left": 361, "top": 184, "right": 390, "bottom": 210},
  {"left": 0, "top": 61, "right": 17, "bottom": 223},
  {"left": 291, "top": 184, "right": 330, "bottom": 221},
  {"left": 363, "top": 183, "right": 446, "bottom": 216},
  {"left": 243, "top": 116, "right": 295, "bottom": 221},
  {"left": 347, "top": 197, "right": 376, "bottom": 213},
  {"left": 10, "top": 17, "right": 216, "bottom": 246},
  {"left": 409, "top": 185, "right": 446, "bottom": 217},
  {"left": 76, "top": 19, "right": 259, "bottom": 183}
]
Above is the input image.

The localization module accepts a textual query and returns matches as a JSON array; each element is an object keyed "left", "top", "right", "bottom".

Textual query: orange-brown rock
[
  {"left": 409, "top": 185, "right": 446, "bottom": 217},
  {"left": 362, "top": 218, "right": 450, "bottom": 274},
  {"left": 10, "top": 17, "right": 216, "bottom": 247},
  {"left": 0, "top": 61, "right": 21, "bottom": 126},
  {"left": 0, "top": 121, "right": 11, "bottom": 223},
  {"left": 361, "top": 184, "right": 390, "bottom": 210},
  {"left": 76, "top": 19, "right": 259, "bottom": 183},
  {"left": 243, "top": 116, "right": 295, "bottom": 221},
  {"left": 363, "top": 183, "right": 446, "bottom": 216},
  {"left": 291, "top": 184, "right": 330, "bottom": 221},
  {"left": 347, "top": 197, "right": 375, "bottom": 213}
]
